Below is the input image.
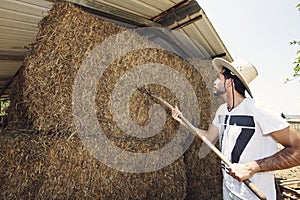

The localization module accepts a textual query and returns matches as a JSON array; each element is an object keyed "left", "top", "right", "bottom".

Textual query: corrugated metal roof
[
  {"left": 0, "top": 0, "right": 232, "bottom": 100},
  {"left": 0, "top": 0, "right": 53, "bottom": 99}
]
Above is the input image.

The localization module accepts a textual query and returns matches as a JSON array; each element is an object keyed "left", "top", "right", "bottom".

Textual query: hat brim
[{"left": 212, "top": 58, "right": 253, "bottom": 97}]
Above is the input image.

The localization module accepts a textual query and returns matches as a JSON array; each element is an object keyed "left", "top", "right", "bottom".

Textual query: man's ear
[{"left": 225, "top": 78, "right": 233, "bottom": 88}]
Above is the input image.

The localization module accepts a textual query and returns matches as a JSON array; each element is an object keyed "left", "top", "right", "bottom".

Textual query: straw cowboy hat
[{"left": 212, "top": 58, "right": 258, "bottom": 97}]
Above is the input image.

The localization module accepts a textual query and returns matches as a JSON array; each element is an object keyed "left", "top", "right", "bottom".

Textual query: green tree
[{"left": 287, "top": 4, "right": 300, "bottom": 82}]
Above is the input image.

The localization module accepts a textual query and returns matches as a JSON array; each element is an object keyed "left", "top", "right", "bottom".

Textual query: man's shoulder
[{"left": 216, "top": 103, "right": 227, "bottom": 115}]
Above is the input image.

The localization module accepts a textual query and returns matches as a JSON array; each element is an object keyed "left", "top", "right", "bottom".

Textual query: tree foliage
[{"left": 287, "top": 4, "right": 300, "bottom": 82}]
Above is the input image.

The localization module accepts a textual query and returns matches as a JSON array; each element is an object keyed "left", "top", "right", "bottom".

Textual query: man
[{"left": 172, "top": 58, "right": 300, "bottom": 200}]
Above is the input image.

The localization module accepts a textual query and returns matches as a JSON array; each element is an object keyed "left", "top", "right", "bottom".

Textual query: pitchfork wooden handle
[
  {"left": 145, "top": 92, "right": 267, "bottom": 200},
  {"left": 243, "top": 179, "right": 267, "bottom": 200}
]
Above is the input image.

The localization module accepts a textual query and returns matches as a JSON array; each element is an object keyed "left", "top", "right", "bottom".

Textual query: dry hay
[
  {"left": 0, "top": 131, "right": 186, "bottom": 199},
  {"left": 181, "top": 59, "right": 223, "bottom": 200},
  {"left": 6, "top": 1, "right": 126, "bottom": 133},
  {"left": 4, "top": 1, "right": 224, "bottom": 199}
]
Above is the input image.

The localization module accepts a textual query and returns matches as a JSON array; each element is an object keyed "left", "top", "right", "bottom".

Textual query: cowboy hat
[{"left": 212, "top": 58, "right": 258, "bottom": 97}]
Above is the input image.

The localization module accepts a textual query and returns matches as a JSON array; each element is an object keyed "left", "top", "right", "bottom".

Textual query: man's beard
[{"left": 213, "top": 87, "right": 226, "bottom": 96}]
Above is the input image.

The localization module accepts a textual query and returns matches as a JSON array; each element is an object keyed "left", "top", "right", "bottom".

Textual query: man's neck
[{"left": 226, "top": 92, "right": 245, "bottom": 111}]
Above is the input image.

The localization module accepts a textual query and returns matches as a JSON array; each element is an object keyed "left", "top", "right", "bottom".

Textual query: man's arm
[
  {"left": 203, "top": 124, "right": 219, "bottom": 144},
  {"left": 256, "top": 126, "right": 300, "bottom": 171},
  {"left": 171, "top": 106, "right": 219, "bottom": 143},
  {"left": 230, "top": 126, "right": 300, "bottom": 182}
]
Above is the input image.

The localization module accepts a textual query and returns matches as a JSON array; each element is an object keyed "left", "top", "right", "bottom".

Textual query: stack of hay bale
[
  {"left": 0, "top": 132, "right": 187, "bottom": 199},
  {"left": 2, "top": 2, "right": 223, "bottom": 199}
]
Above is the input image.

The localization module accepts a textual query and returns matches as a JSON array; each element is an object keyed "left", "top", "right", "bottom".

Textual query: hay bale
[
  {"left": 4, "top": 1, "right": 224, "bottom": 199},
  {"left": 0, "top": 131, "right": 186, "bottom": 199},
  {"left": 7, "top": 1, "right": 125, "bottom": 133},
  {"left": 6, "top": 2, "right": 211, "bottom": 137},
  {"left": 180, "top": 59, "right": 223, "bottom": 200}
]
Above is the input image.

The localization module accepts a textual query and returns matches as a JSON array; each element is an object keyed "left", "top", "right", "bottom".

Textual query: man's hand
[
  {"left": 171, "top": 106, "right": 183, "bottom": 124},
  {"left": 229, "top": 161, "right": 260, "bottom": 182}
]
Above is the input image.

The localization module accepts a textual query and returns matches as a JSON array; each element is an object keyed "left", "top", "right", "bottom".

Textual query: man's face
[{"left": 213, "top": 70, "right": 226, "bottom": 96}]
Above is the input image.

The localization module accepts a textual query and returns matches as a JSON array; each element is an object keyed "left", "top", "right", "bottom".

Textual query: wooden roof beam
[
  {"left": 152, "top": 0, "right": 201, "bottom": 27},
  {"left": 0, "top": 54, "right": 25, "bottom": 61},
  {"left": 66, "top": 0, "right": 162, "bottom": 27}
]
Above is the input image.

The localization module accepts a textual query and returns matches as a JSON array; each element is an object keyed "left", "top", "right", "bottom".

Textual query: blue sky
[{"left": 197, "top": 0, "right": 300, "bottom": 114}]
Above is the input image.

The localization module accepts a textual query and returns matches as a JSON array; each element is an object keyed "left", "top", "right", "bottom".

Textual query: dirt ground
[
  {"left": 275, "top": 144, "right": 300, "bottom": 181},
  {"left": 275, "top": 165, "right": 300, "bottom": 180},
  {"left": 274, "top": 144, "right": 300, "bottom": 199},
  {"left": 275, "top": 166, "right": 300, "bottom": 199}
]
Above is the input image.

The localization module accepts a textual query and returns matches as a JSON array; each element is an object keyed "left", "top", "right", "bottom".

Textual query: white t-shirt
[{"left": 212, "top": 98, "right": 289, "bottom": 200}]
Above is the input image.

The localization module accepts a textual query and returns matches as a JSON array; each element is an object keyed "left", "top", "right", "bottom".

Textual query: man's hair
[{"left": 222, "top": 68, "right": 246, "bottom": 97}]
